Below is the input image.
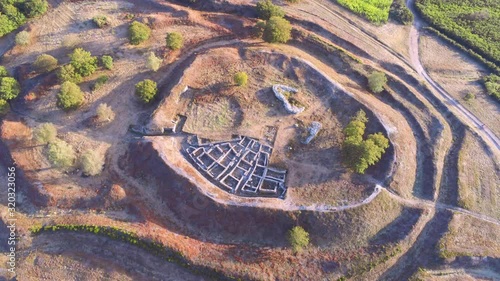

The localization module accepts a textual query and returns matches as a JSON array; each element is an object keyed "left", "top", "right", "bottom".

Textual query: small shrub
[
  {"left": 146, "top": 52, "right": 162, "bottom": 72},
  {"left": 101, "top": 55, "right": 113, "bottom": 70},
  {"left": 92, "top": 15, "right": 109, "bottom": 28},
  {"left": 234, "top": 72, "right": 248, "bottom": 86},
  {"left": 33, "top": 54, "right": 58, "bottom": 73},
  {"left": 80, "top": 149, "right": 105, "bottom": 176},
  {"left": 0, "top": 66, "right": 9, "bottom": 77},
  {"left": 57, "top": 81, "right": 84, "bottom": 110},
  {"left": 135, "top": 79, "right": 157, "bottom": 103},
  {"left": 256, "top": 0, "right": 285, "bottom": 20},
  {"left": 253, "top": 20, "right": 266, "bottom": 38},
  {"left": 463, "top": 92, "right": 475, "bottom": 102},
  {"left": 128, "top": 21, "right": 151, "bottom": 45},
  {"left": 96, "top": 103, "right": 115, "bottom": 123},
  {"left": 287, "top": 226, "right": 309, "bottom": 253},
  {"left": 367, "top": 71, "right": 387, "bottom": 93},
  {"left": 0, "top": 99, "right": 8, "bottom": 115},
  {"left": 92, "top": 75, "right": 109, "bottom": 92},
  {"left": 58, "top": 64, "right": 82, "bottom": 84},
  {"left": 70, "top": 48, "right": 98, "bottom": 77},
  {"left": 47, "top": 139, "right": 76, "bottom": 169},
  {"left": 166, "top": 32, "right": 183, "bottom": 50},
  {"left": 15, "top": 31, "right": 30, "bottom": 46},
  {"left": 33, "top": 123, "right": 57, "bottom": 144},
  {"left": 0, "top": 77, "right": 20, "bottom": 101},
  {"left": 263, "top": 16, "right": 292, "bottom": 43}
]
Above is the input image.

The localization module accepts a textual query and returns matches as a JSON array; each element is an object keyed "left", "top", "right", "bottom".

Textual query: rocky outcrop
[
  {"left": 303, "top": 121, "right": 322, "bottom": 144},
  {"left": 272, "top": 84, "right": 305, "bottom": 114}
]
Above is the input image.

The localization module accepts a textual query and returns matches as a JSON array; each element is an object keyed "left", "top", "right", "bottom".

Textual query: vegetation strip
[{"left": 30, "top": 224, "right": 237, "bottom": 281}]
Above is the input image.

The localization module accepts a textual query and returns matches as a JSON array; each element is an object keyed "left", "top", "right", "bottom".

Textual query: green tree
[
  {"left": 80, "top": 149, "right": 105, "bottom": 176},
  {"left": 0, "top": 77, "right": 20, "bottom": 101},
  {"left": 69, "top": 48, "right": 98, "bottom": 77},
  {"left": 0, "top": 99, "right": 8, "bottom": 115},
  {"left": 256, "top": 0, "right": 285, "bottom": 20},
  {"left": 263, "top": 16, "right": 292, "bottom": 43},
  {"left": 287, "top": 226, "right": 309, "bottom": 253},
  {"left": 367, "top": 71, "right": 387, "bottom": 94},
  {"left": 47, "top": 139, "right": 76, "bottom": 169},
  {"left": 15, "top": 30, "right": 30, "bottom": 46},
  {"left": 58, "top": 64, "right": 82, "bottom": 84},
  {"left": 3, "top": 4, "right": 26, "bottom": 26},
  {"left": 101, "top": 55, "right": 113, "bottom": 70},
  {"left": 96, "top": 103, "right": 115, "bottom": 123},
  {"left": 21, "top": 0, "right": 49, "bottom": 18},
  {"left": 0, "top": 66, "right": 9, "bottom": 77},
  {"left": 33, "top": 123, "right": 57, "bottom": 144},
  {"left": 33, "top": 54, "right": 58, "bottom": 73},
  {"left": 146, "top": 52, "right": 162, "bottom": 72},
  {"left": 135, "top": 79, "right": 157, "bottom": 103},
  {"left": 166, "top": 32, "right": 183, "bottom": 50},
  {"left": 233, "top": 72, "right": 248, "bottom": 86},
  {"left": 92, "top": 15, "right": 109, "bottom": 28},
  {"left": 57, "top": 81, "right": 84, "bottom": 109},
  {"left": 128, "top": 21, "right": 151, "bottom": 45}
]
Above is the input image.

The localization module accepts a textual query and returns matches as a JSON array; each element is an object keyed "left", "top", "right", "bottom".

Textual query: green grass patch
[{"left": 335, "top": 0, "right": 393, "bottom": 24}]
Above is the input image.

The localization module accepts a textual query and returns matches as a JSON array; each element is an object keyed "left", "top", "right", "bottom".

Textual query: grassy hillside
[
  {"left": 416, "top": 0, "right": 500, "bottom": 67},
  {"left": 336, "top": 0, "right": 393, "bottom": 24}
]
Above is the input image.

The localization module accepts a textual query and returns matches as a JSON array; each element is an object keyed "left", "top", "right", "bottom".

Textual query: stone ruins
[
  {"left": 272, "top": 84, "right": 305, "bottom": 114},
  {"left": 184, "top": 135, "right": 287, "bottom": 199}
]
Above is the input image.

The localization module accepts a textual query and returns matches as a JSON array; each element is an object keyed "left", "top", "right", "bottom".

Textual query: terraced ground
[{"left": 0, "top": 0, "right": 499, "bottom": 280}]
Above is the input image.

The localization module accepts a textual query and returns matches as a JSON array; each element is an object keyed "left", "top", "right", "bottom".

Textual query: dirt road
[{"left": 406, "top": 0, "right": 500, "bottom": 152}]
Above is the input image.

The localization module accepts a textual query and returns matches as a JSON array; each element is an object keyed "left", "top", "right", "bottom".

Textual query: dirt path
[{"left": 406, "top": 0, "right": 500, "bottom": 153}]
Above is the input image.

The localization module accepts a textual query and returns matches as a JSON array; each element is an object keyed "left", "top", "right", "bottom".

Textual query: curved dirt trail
[{"left": 406, "top": 0, "right": 500, "bottom": 152}]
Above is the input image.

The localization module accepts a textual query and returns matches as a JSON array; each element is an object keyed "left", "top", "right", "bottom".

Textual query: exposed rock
[
  {"left": 272, "top": 84, "right": 305, "bottom": 114},
  {"left": 302, "top": 121, "right": 322, "bottom": 144}
]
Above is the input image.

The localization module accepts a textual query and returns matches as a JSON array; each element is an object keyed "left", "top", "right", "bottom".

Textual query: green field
[
  {"left": 336, "top": 0, "right": 393, "bottom": 24},
  {"left": 416, "top": 0, "right": 500, "bottom": 66}
]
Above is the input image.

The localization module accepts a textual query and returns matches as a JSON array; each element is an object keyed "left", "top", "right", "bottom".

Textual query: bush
[
  {"left": 96, "top": 103, "right": 115, "bottom": 123},
  {"left": 92, "top": 75, "right": 109, "bottom": 92},
  {"left": 287, "top": 226, "right": 309, "bottom": 253},
  {"left": 101, "top": 55, "right": 113, "bottom": 70},
  {"left": 47, "top": 139, "right": 76, "bottom": 169},
  {"left": 70, "top": 48, "right": 98, "bottom": 77},
  {"left": 146, "top": 52, "right": 162, "bottom": 72},
  {"left": 80, "top": 149, "right": 105, "bottom": 176},
  {"left": 0, "top": 66, "right": 9, "bottom": 77},
  {"left": 33, "top": 54, "right": 58, "bottom": 73},
  {"left": 57, "top": 81, "right": 84, "bottom": 109},
  {"left": 92, "top": 15, "right": 109, "bottom": 28},
  {"left": 135, "top": 79, "right": 157, "bottom": 103},
  {"left": 256, "top": 0, "right": 285, "bottom": 20},
  {"left": 234, "top": 72, "right": 248, "bottom": 86},
  {"left": 0, "top": 99, "right": 9, "bottom": 115},
  {"left": 342, "top": 110, "right": 389, "bottom": 174},
  {"left": 15, "top": 31, "right": 30, "bottom": 46},
  {"left": 0, "top": 77, "right": 20, "bottom": 101},
  {"left": 253, "top": 20, "right": 266, "bottom": 38},
  {"left": 58, "top": 64, "right": 82, "bottom": 84},
  {"left": 367, "top": 71, "right": 387, "bottom": 93},
  {"left": 463, "top": 92, "right": 475, "bottom": 102},
  {"left": 33, "top": 123, "right": 57, "bottom": 144},
  {"left": 484, "top": 74, "right": 500, "bottom": 102},
  {"left": 263, "top": 16, "right": 292, "bottom": 43},
  {"left": 390, "top": 0, "right": 413, "bottom": 25},
  {"left": 128, "top": 21, "right": 151, "bottom": 45},
  {"left": 165, "top": 32, "right": 183, "bottom": 50},
  {"left": 21, "top": 0, "right": 49, "bottom": 18}
]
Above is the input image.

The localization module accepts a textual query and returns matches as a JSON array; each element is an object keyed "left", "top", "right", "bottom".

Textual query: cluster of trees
[
  {"left": 33, "top": 123, "right": 106, "bottom": 175},
  {"left": 484, "top": 74, "right": 500, "bottom": 102},
  {"left": 342, "top": 110, "right": 389, "bottom": 174},
  {"left": 390, "top": 0, "right": 413, "bottom": 25},
  {"left": 254, "top": 0, "right": 292, "bottom": 44},
  {"left": 0, "top": 66, "right": 20, "bottom": 114},
  {"left": 0, "top": 0, "right": 48, "bottom": 37},
  {"left": 336, "top": 0, "right": 393, "bottom": 24},
  {"left": 416, "top": 0, "right": 500, "bottom": 67}
]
